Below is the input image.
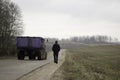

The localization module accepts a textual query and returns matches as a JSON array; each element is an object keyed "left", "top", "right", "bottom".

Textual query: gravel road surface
[
  {"left": 18, "top": 50, "right": 65, "bottom": 80},
  {"left": 0, "top": 50, "right": 65, "bottom": 80},
  {"left": 0, "top": 51, "right": 53, "bottom": 80}
]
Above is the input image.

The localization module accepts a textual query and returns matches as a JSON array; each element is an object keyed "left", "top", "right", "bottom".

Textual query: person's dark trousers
[{"left": 53, "top": 52, "right": 59, "bottom": 64}]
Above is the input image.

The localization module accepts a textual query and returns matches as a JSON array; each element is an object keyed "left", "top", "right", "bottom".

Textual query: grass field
[{"left": 58, "top": 45, "right": 120, "bottom": 80}]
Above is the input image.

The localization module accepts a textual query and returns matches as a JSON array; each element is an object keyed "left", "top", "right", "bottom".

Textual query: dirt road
[
  {"left": 0, "top": 50, "right": 65, "bottom": 80},
  {"left": 0, "top": 55, "right": 52, "bottom": 80},
  {"left": 17, "top": 50, "right": 66, "bottom": 80}
]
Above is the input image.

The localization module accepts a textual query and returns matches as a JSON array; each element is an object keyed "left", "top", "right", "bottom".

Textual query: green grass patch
[{"left": 62, "top": 45, "right": 120, "bottom": 80}]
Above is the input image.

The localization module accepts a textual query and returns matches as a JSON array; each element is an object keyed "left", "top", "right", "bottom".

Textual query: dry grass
[{"left": 52, "top": 45, "right": 120, "bottom": 80}]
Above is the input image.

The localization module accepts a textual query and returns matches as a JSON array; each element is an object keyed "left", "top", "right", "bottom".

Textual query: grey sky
[{"left": 12, "top": 0, "right": 120, "bottom": 39}]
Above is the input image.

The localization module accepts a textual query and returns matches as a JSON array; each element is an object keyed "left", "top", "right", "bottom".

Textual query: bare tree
[{"left": 0, "top": 0, "right": 23, "bottom": 56}]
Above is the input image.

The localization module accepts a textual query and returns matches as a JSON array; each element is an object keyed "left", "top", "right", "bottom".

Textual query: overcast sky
[{"left": 12, "top": 0, "right": 120, "bottom": 39}]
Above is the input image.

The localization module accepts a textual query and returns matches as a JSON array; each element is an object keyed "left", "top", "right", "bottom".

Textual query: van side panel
[
  {"left": 17, "top": 37, "right": 28, "bottom": 48},
  {"left": 31, "top": 38, "right": 41, "bottom": 48}
]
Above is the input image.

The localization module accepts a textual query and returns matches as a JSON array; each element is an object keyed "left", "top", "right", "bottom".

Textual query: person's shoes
[
  {"left": 55, "top": 60, "right": 58, "bottom": 64},
  {"left": 54, "top": 60, "right": 58, "bottom": 64}
]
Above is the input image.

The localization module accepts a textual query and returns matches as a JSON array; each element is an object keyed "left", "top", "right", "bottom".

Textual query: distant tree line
[
  {"left": 70, "top": 35, "right": 118, "bottom": 44},
  {"left": 0, "top": 0, "right": 23, "bottom": 56}
]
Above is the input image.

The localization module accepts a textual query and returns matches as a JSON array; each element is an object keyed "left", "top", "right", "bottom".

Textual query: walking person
[{"left": 52, "top": 41, "right": 60, "bottom": 64}]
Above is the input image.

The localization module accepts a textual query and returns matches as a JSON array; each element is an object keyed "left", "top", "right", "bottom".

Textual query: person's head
[{"left": 55, "top": 40, "right": 58, "bottom": 44}]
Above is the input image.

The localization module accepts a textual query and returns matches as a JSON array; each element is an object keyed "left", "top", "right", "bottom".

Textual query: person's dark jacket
[{"left": 52, "top": 43, "right": 60, "bottom": 53}]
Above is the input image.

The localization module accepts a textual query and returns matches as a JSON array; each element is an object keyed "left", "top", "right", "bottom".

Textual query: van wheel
[
  {"left": 18, "top": 50, "right": 25, "bottom": 60},
  {"left": 44, "top": 52, "right": 47, "bottom": 60},
  {"left": 38, "top": 51, "right": 41, "bottom": 60}
]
